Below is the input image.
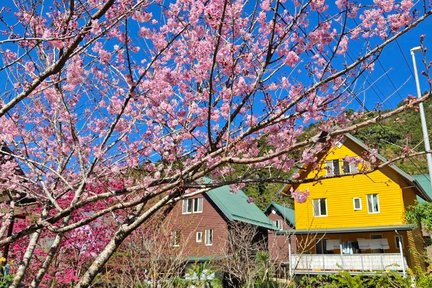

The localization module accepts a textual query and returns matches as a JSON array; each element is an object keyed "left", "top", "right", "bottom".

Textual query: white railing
[{"left": 291, "top": 253, "right": 407, "bottom": 272}]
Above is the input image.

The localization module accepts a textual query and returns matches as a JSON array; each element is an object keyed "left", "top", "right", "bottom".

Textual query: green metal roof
[
  {"left": 205, "top": 185, "right": 276, "bottom": 230},
  {"left": 413, "top": 174, "right": 432, "bottom": 203},
  {"left": 265, "top": 202, "right": 295, "bottom": 227}
]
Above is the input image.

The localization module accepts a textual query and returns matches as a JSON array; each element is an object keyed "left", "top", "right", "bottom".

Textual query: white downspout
[
  {"left": 396, "top": 230, "right": 406, "bottom": 277},
  {"left": 288, "top": 236, "right": 293, "bottom": 278}
]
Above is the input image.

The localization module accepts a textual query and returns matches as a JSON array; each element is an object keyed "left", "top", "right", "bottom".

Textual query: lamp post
[{"left": 411, "top": 46, "right": 432, "bottom": 188}]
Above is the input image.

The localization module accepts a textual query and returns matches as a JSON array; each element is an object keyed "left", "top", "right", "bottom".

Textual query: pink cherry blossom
[
  {"left": 285, "top": 51, "right": 300, "bottom": 67},
  {"left": 291, "top": 188, "right": 310, "bottom": 203},
  {"left": 0, "top": 0, "right": 425, "bottom": 286}
]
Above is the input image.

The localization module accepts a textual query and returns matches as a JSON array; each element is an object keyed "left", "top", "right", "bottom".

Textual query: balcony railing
[{"left": 291, "top": 253, "right": 407, "bottom": 273}]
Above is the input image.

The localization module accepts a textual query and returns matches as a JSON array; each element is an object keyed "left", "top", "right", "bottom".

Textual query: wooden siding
[
  {"left": 294, "top": 140, "right": 416, "bottom": 230},
  {"left": 292, "top": 137, "right": 426, "bottom": 271},
  {"left": 267, "top": 210, "right": 296, "bottom": 262},
  {"left": 163, "top": 195, "right": 229, "bottom": 258}
]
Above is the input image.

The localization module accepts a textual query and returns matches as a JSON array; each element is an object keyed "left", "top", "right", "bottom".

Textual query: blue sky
[
  {"left": 354, "top": 15, "right": 432, "bottom": 111},
  {"left": 0, "top": 1, "right": 430, "bottom": 117}
]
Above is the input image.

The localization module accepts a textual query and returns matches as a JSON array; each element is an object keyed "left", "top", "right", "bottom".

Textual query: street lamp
[{"left": 410, "top": 46, "right": 432, "bottom": 189}]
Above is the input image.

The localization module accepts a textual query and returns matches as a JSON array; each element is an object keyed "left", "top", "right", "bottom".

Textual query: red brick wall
[
  {"left": 267, "top": 210, "right": 296, "bottom": 262},
  {"left": 163, "top": 195, "right": 229, "bottom": 258}
]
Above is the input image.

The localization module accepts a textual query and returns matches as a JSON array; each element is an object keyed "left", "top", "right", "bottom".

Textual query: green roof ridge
[
  {"left": 205, "top": 185, "right": 276, "bottom": 230},
  {"left": 265, "top": 202, "right": 295, "bottom": 227},
  {"left": 413, "top": 174, "right": 432, "bottom": 203}
]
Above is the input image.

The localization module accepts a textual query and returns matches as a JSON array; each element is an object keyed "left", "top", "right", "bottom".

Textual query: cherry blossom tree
[{"left": 0, "top": 0, "right": 431, "bottom": 286}]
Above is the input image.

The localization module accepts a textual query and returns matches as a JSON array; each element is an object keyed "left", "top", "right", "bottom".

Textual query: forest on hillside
[
  {"left": 244, "top": 97, "right": 432, "bottom": 209},
  {"left": 355, "top": 97, "right": 432, "bottom": 175}
]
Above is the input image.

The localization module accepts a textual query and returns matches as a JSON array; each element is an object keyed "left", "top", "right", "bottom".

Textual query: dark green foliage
[
  {"left": 355, "top": 97, "right": 432, "bottom": 175},
  {"left": 253, "top": 251, "right": 279, "bottom": 288},
  {"left": 298, "top": 274, "right": 338, "bottom": 288},
  {"left": 0, "top": 274, "right": 13, "bottom": 288},
  {"left": 298, "top": 271, "right": 432, "bottom": 288},
  {"left": 240, "top": 98, "right": 432, "bottom": 207},
  {"left": 406, "top": 201, "right": 432, "bottom": 231},
  {"left": 183, "top": 263, "right": 223, "bottom": 287},
  {"left": 224, "top": 162, "right": 294, "bottom": 210},
  {"left": 243, "top": 179, "right": 292, "bottom": 210}
]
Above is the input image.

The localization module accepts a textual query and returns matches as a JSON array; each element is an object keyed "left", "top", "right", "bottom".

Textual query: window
[
  {"left": 182, "top": 197, "right": 204, "bottom": 214},
  {"left": 272, "top": 219, "right": 283, "bottom": 230},
  {"left": 342, "top": 160, "right": 358, "bottom": 174},
  {"left": 182, "top": 199, "right": 193, "bottom": 214},
  {"left": 205, "top": 229, "right": 213, "bottom": 246},
  {"left": 350, "top": 161, "right": 358, "bottom": 173},
  {"left": 326, "top": 160, "right": 340, "bottom": 176},
  {"left": 313, "top": 198, "right": 327, "bottom": 217},
  {"left": 315, "top": 239, "right": 332, "bottom": 254},
  {"left": 395, "top": 235, "right": 404, "bottom": 249},
  {"left": 327, "top": 159, "right": 358, "bottom": 176},
  {"left": 193, "top": 198, "right": 203, "bottom": 213},
  {"left": 367, "top": 194, "right": 380, "bottom": 213},
  {"left": 172, "top": 231, "right": 180, "bottom": 247},
  {"left": 342, "top": 160, "right": 352, "bottom": 174},
  {"left": 370, "top": 234, "right": 384, "bottom": 253},
  {"left": 196, "top": 231, "right": 203, "bottom": 243},
  {"left": 353, "top": 198, "right": 362, "bottom": 210}
]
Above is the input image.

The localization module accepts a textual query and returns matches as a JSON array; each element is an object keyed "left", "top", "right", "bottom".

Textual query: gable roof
[
  {"left": 280, "top": 133, "right": 431, "bottom": 202},
  {"left": 345, "top": 134, "right": 412, "bottom": 182},
  {"left": 265, "top": 202, "right": 295, "bottom": 227},
  {"left": 412, "top": 174, "right": 432, "bottom": 203},
  {"left": 344, "top": 134, "right": 431, "bottom": 201},
  {"left": 205, "top": 185, "right": 276, "bottom": 230}
]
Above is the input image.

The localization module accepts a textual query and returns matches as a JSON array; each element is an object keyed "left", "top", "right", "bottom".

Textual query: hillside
[
  {"left": 243, "top": 97, "right": 432, "bottom": 209},
  {"left": 355, "top": 97, "right": 432, "bottom": 175}
]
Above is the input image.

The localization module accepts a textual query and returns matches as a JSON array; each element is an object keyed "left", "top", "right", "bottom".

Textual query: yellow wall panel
[{"left": 294, "top": 138, "right": 417, "bottom": 230}]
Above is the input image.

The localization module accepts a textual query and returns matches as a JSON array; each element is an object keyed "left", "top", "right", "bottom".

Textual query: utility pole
[{"left": 411, "top": 46, "right": 432, "bottom": 188}]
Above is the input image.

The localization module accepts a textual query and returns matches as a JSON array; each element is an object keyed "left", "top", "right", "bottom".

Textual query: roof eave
[
  {"left": 282, "top": 224, "right": 414, "bottom": 235},
  {"left": 413, "top": 179, "right": 432, "bottom": 202}
]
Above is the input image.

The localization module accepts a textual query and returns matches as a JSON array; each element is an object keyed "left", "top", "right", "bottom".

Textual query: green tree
[{"left": 406, "top": 202, "right": 432, "bottom": 231}]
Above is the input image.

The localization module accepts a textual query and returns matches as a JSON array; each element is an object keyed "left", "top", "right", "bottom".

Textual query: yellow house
[{"left": 286, "top": 134, "right": 430, "bottom": 275}]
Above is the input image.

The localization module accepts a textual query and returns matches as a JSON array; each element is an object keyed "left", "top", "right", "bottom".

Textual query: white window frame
[
  {"left": 395, "top": 235, "right": 404, "bottom": 249},
  {"left": 196, "top": 231, "right": 203, "bottom": 243},
  {"left": 367, "top": 194, "right": 380, "bottom": 214},
  {"left": 353, "top": 197, "right": 362, "bottom": 210},
  {"left": 342, "top": 160, "right": 351, "bottom": 174},
  {"left": 205, "top": 229, "right": 213, "bottom": 246},
  {"left": 350, "top": 162, "right": 358, "bottom": 174},
  {"left": 182, "top": 199, "right": 193, "bottom": 214},
  {"left": 272, "top": 219, "right": 283, "bottom": 230},
  {"left": 312, "top": 198, "right": 328, "bottom": 217},
  {"left": 326, "top": 160, "right": 341, "bottom": 176},
  {"left": 193, "top": 198, "right": 203, "bottom": 213},
  {"left": 172, "top": 231, "right": 180, "bottom": 247},
  {"left": 325, "top": 160, "right": 334, "bottom": 176},
  {"left": 182, "top": 198, "right": 204, "bottom": 214}
]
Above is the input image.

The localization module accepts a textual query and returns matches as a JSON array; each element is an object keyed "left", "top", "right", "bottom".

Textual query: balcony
[{"left": 291, "top": 253, "right": 407, "bottom": 274}]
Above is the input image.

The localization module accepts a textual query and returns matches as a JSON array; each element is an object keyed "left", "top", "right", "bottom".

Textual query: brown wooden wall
[
  {"left": 163, "top": 195, "right": 229, "bottom": 258},
  {"left": 267, "top": 210, "right": 296, "bottom": 262}
]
